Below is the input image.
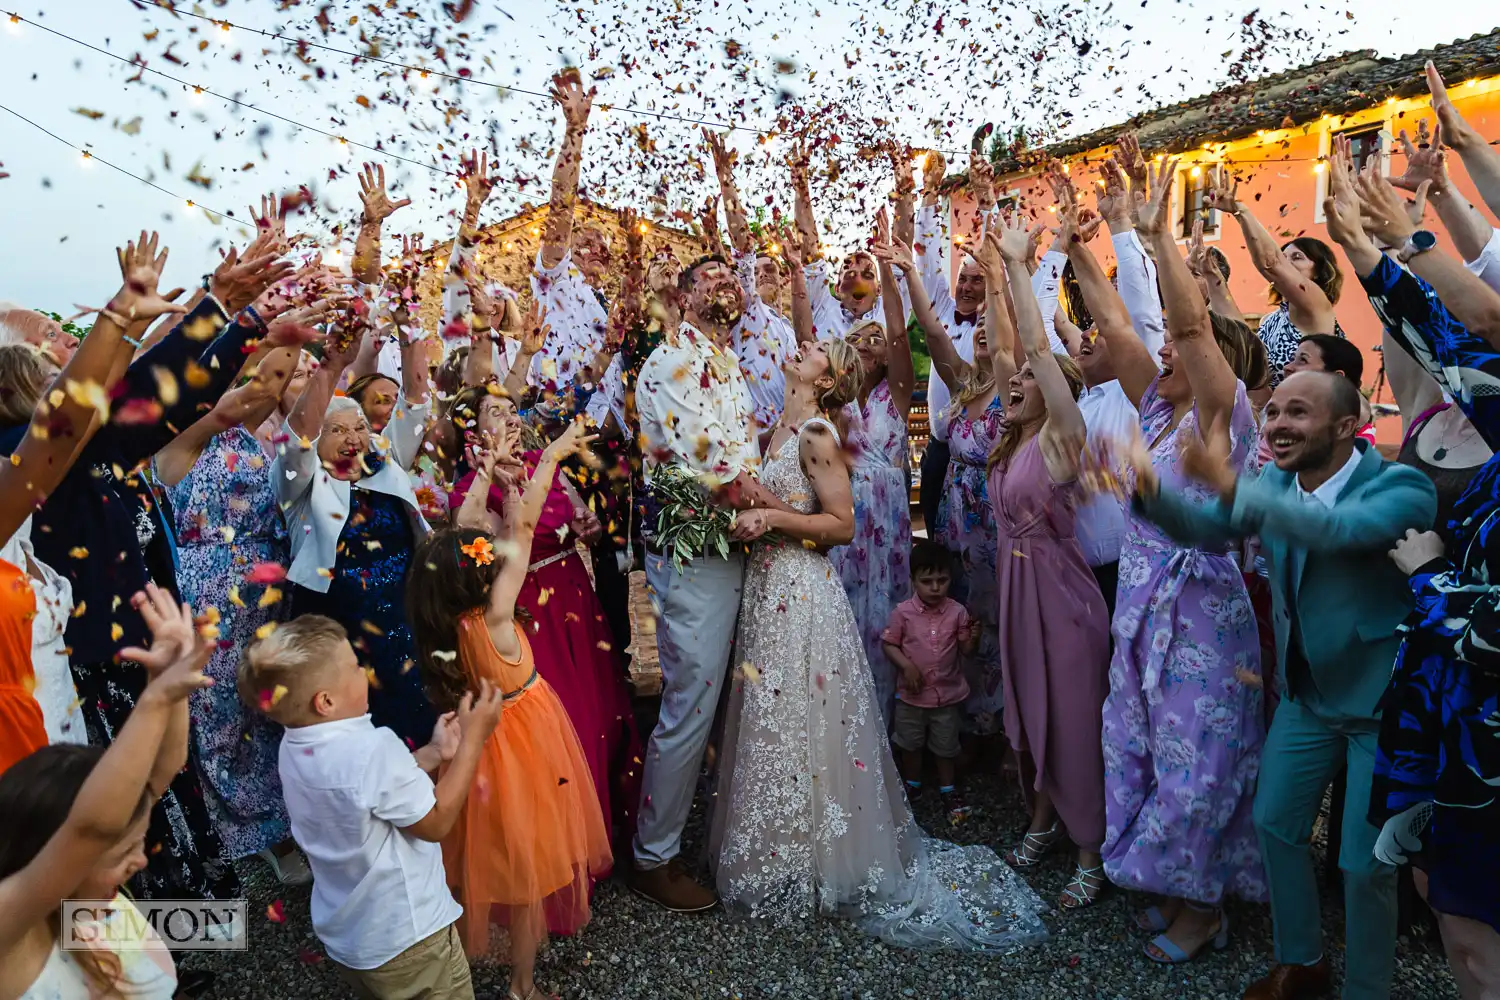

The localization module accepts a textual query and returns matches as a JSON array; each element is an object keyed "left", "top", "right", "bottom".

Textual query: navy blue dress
[
  {"left": 291, "top": 485, "right": 435, "bottom": 748},
  {"left": 1361, "top": 255, "right": 1500, "bottom": 932}
]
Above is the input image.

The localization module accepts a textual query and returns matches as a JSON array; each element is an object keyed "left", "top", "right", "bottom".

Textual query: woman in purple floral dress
[{"left": 828, "top": 256, "right": 916, "bottom": 726}]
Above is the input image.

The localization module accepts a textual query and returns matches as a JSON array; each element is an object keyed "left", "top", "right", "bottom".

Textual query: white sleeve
[
  {"left": 1030, "top": 250, "right": 1067, "bottom": 355},
  {"left": 916, "top": 203, "right": 955, "bottom": 320},
  {"left": 804, "top": 259, "right": 835, "bottom": 321},
  {"left": 362, "top": 730, "right": 437, "bottom": 827},
  {"left": 440, "top": 240, "right": 477, "bottom": 332},
  {"left": 1464, "top": 227, "right": 1500, "bottom": 296},
  {"left": 637, "top": 348, "right": 746, "bottom": 483},
  {"left": 384, "top": 396, "right": 430, "bottom": 472},
  {"left": 271, "top": 418, "right": 318, "bottom": 507},
  {"left": 734, "top": 249, "right": 772, "bottom": 330},
  {"left": 1110, "top": 231, "right": 1166, "bottom": 357},
  {"left": 586, "top": 354, "right": 626, "bottom": 430}
]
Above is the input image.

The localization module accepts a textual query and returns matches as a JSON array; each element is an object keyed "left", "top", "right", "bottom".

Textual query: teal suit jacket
[{"left": 1137, "top": 442, "right": 1436, "bottom": 723}]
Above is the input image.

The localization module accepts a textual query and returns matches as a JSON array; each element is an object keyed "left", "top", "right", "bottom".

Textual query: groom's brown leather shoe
[
  {"left": 1243, "top": 961, "right": 1332, "bottom": 999},
  {"left": 629, "top": 858, "right": 718, "bottom": 913}
]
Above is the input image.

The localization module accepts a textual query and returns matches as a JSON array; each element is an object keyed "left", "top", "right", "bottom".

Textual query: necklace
[{"left": 1428, "top": 411, "right": 1477, "bottom": 461}]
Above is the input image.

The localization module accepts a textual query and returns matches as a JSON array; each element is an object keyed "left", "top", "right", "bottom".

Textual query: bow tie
[{"left": 953, "top": 311, "right": 979, "bottom": 327}]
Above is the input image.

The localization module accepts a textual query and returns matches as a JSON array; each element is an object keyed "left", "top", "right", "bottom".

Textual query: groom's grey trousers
[{"left": 633, "top": 550, "right": 745, "bottom": 867}]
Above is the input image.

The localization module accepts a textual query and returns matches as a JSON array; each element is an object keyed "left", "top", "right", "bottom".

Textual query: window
[
  {"left": 1337, "top": 123, "right": 1387, "bottom": 173},
  {"left": 1178, "top": 165, "right": 1217, "bottom": 237}
]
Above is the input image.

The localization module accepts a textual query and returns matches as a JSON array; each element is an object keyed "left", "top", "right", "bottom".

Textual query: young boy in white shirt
[{"left": 240, "top": 615, "right": 501, "bottom": 1000}]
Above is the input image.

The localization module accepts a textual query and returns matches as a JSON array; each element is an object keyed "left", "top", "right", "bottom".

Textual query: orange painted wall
[{"left": 974, "top": 77, "right": 1500, "bottom": 443}]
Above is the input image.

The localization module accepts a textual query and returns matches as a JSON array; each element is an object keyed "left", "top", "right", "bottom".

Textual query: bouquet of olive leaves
[{"left": 650, "top": 465, "right": 736, "bottom": 573}]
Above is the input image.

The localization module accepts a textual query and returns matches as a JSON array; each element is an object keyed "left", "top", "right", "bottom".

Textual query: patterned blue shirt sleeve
[{"left": 1362, "top": 254, "right": 1500, "bottom": 448}]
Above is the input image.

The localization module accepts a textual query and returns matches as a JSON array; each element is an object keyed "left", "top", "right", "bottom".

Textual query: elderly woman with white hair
[{"left": 274, "top": 321, "right": 437, "bottom": 746}]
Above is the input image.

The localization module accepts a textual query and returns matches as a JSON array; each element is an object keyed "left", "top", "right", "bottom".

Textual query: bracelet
[
  {"left": 237, "top": 305, "right": 269, "bottom": 334},
  {"left": 122, "top": 333, "right": 144, "bottom": 349}
]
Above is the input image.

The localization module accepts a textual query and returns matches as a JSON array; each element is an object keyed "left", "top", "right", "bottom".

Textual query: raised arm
[
  {"left": 1427, "top": 61, "right": 1500, "bottom": 225},
  {"left": 875, "top": 243, "right": 917, "bottom": 418},
  {"left": 891, "top": 146, "right": 917, "bottom": 248},
  {"left": 1140, "top": 158, "right": 1239, "bottom": 435},
  {"left": 538, "top": 71, "right": 595, "bottom": 271},
  {"left": 706, "top": 130, "right": 752, "bottom": 254},
  {"left": 1393, "top": 120, "right": 1493, "bottom": 266},
  {"left": 352, "top": 163, "right": 411, "bottom": 285},
  {"left": 1098, "top": 154, "right": 1168, "bottom": 349},
  {"left": 780, "top": 231, "right": 816, "bottom": 345},
  {"left": 1358, "top": 169, "right": 1500, "bottom": 345},
  {"left": 1209, "top": 167, "right": 1336, "bottom": 330},
  {"left": 789, "top": 139, "right": 819, "bottom": 261},
  {"left": 968, "top": 228, "right": 1019, "bottom": 392},
  {"left": 154, "top": 347, "right": 298, "bottom": 488},
  {"left": 1185, "top": 219, "right": 1245, "bottom": 322},
  {"left": 997, "top": 206, "right": 1086, "bottom": 480}
]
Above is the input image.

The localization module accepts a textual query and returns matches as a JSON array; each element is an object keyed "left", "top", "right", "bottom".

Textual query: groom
[{"left": 630, "top": 255, "right": 795, "bottom": 911}]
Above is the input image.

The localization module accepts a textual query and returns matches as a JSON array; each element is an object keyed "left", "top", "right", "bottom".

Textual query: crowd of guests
[{"left": 0, "top": 59, "right": 1497, "bottom": 1000}]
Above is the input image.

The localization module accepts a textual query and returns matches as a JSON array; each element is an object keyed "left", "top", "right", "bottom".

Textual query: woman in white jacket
[{"left": 272, "top": 322, "right": 436, "bottom": 745}]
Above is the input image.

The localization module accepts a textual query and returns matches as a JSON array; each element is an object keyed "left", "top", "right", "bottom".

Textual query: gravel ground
[{"left": 183, "top": 750, "right": 1459, "bottom": 1000}]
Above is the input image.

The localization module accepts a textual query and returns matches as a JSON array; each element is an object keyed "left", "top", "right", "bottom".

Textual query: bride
[{"left": 708, "top": 337, "right": 1047, "bottom": 952}]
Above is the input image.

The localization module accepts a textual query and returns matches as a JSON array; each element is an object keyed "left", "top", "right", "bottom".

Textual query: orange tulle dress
[
  {"left": 445, "top": 609, "right": 612, "bottom": 959},
  {"left": 0, "top": 558, "right": 47, "bottom": 775}
]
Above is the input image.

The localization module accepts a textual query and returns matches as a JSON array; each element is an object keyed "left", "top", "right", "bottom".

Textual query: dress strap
[{"left": 800, "top": 415, "right": 842, "bottom": 447}]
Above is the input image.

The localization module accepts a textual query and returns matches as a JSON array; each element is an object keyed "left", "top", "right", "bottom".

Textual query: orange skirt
[{"left": 443, "top": 674, "right": 612, "bottom": 958}]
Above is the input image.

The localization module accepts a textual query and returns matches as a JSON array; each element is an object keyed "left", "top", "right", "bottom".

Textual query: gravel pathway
[{"left": 184, "top": 762, "right": 1458, "bottom": 1000}]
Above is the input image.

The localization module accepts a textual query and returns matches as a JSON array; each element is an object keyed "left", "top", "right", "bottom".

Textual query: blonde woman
[{"left": 709, "top": 338, "right": 1047, "bottom": 950}]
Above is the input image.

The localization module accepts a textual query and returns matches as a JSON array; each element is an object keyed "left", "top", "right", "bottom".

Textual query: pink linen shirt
[{"left": 881, "top": 596, "right": 971, "bottom": 708}]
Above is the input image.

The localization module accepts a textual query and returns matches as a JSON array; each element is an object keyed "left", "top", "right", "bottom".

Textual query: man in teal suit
[{"left": 1134, "top": 370, "right": 1436, "bottom": 1000}]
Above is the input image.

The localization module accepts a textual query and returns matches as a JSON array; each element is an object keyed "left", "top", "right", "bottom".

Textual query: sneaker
[
  {"left": 940, "top": 787, "right": 971, "bottom": 822},
  {"left": 258, "top": 847, "right": 313, "bottom": 886},
  {"left": 628, "top": 858, "right": 718, "bottom": 913}
]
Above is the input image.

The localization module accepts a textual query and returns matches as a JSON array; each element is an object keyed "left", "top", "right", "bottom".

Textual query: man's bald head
[
  {"left": 1262, "top": 369, "right": 1362, "bottom": 475},
  {"left": 0, "top": 304, "right": 79, "bottom": 365}
]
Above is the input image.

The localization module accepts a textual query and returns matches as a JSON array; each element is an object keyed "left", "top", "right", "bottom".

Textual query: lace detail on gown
[{"left": 709, "top": 419, "right": 1048, "bottom": 951}]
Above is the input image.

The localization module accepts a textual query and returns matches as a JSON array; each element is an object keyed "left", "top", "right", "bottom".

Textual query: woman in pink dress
[
  {"left": 979, "top": 214, "right": 1111, "bottom": 912},
  {"left": 449, "top": 392, "right": 642, "bottom": 859}
]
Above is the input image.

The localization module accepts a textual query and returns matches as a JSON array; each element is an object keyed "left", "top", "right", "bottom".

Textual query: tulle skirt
[{"left": 443, "top": 676, "right": 613, "bottom": 958}]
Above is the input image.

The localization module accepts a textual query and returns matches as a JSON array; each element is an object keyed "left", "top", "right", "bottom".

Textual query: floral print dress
[
  {"left": 934, "top": 394, "right": 1005, "bottom": 732},
  {"left": 1100, "top": 377, "right": 1267, "bottom": 905},
  {"left": 165, "top": 427, "right": 291, "bottom": 859},
  {"left": 829, "top": 381, "right": 911, "bottom": 727}
]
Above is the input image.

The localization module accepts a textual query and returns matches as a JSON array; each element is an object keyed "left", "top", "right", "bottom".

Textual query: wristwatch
[{"left": 1397, "top": 230, "right": 1438, "bottom": 264}]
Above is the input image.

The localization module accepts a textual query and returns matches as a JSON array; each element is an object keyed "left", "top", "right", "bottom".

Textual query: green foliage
[
  {"left": 907, "top": 313, "right": 931, "bottom": 379},
  {"left": 40, "top": 311, "right": 89, "bottom": 339},
  {"left": 651, "top": 466, "right": 737, "bottom": 572}
]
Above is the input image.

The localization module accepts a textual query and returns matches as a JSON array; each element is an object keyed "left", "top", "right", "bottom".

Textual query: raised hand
[
  {"left": 212, "top": 246, "right": 296, "bottom": 314},
  {"left": 1133, "top": 156, "right": 1179, "bottom": 238},
  {"left": 1394, "top": 120, "right": 1449, "bottom": 196},
  {"left": 400, "top": 232, "right": 426, "bottom": 259},
  {"left": 550, "top": 69, "right": 595, "bottom": 133},
  {"left": 428, "top": 712, "right": 461, "bottom": 762},
  {"left": 872, "top": 235, "right": 917, "bottom": 275},
  {"left": 872, "top": 204, "right": 892, "bottom": 248},
  {"left": 968, "top": 147, "right": 996, "bottom": 210},
  {"left": 119, "top": 583, "right": 211, "bottom": 680},
  {"left": 963, "top": 228, "right": 1006, "bottom": 282},
  {"left": 1426, "top": 60, "right": 1479, "bottom": 151},
  {"left": 618, "top": 207, "right": 645, "bottom": 264},
  {"left": 1185, "top": 218, "right": 1211, "bottom": 276},
  {"left": 921, "top": 149, "right": 947, "bottom": 196},
  {"left": 542, "top": 418, "right": 598, "bottom": 462},
  {"left": 1178, "top": 425, "right": 1235, "bottom": 498},
  {"left": 1353, "top": 169, "right": 1420, "bottom": 248},
  {"left": 1323, "top": 135, "right": 1369, "bottom": 248},
  {"left": 702, "top": 128, "right": 733, "bottom": 177},
  {"left": 458, "top": 148, "right": 495, "bottom": 208},
  {"left": 787, "top": 137, "right": 810, "bottom": 187},
  {"left": 700, "top": 195, "right": 725, "bottom": 254},
  {"left": 112, "top": 231, "right": 187, "bottom": 324},
  {"left": 519, "top": 300, "right": 550, "bottom": 356},
  {"left": 322, "top": 305, "right": 369, "bottom": 372},
  {"left": 357, "top": 162, "right": 411, "bottom": 224},
  {"left": 1096, "top": 158, "right": 1131, "bottom": 228},
  {"left": 1116, "top": 132, "right": 1149, "bottom": 192},
  {"left": 890, "top": 144, "right": 916, "bottom": 197},
  {"left": 995, "top": 209, "right": 1036, "bottom": 263},
  {"left": 247, "top": 193, "right": 289, "bottom": 258},
  {"left": 1204, "top": 166, "right": 1240, "bottom": 214}
]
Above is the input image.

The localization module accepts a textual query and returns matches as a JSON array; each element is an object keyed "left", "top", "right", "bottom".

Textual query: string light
[{"left": 0, "top": 103, "right": 233, "bottom": 221}]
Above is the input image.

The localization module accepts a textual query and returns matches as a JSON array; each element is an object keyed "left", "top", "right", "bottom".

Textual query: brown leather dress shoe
[
  {"left": 628, "top": 858, "right": 719, "bottom": 913},
  {"left": 1243, "top": 961, "right": 1333, "bottom": 1000}
]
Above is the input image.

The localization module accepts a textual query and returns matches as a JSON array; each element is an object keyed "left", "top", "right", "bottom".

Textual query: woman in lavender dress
[
  {"left": 828, "top": 253, "right": 916, "bottom": 726},
  {"left": 156, "top": 349, "right": 305, "bottom": 881},
  {"left": 1087, "top": 162, "right": 1266, "bottom": 962}
]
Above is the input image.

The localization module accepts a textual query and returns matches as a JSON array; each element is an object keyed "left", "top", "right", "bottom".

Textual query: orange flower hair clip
[{"left": 460, "top": 536, "right": 495, "bottom": 566}]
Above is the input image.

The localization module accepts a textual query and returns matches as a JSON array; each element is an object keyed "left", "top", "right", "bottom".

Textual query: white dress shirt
[
  {"left": 530, "top": 248, "right": 608, "bottom": 391},
  {"left": 1074, "top": 379, "right": 1139, "bottom": 566},
  {"left": 732, "top": 250, "right": 795, "bottom": 429},
  {"left": 636, "top": 324, "right": 758, "bottom": 486},
  {"left": 803, "top": 258, "right": 911, "bottom": 341},
  {"left": 279, "top": 716, "right": 461, "bottom": 970},
  {"left": 1464, "top": 227, "right": 1500, "bottom": 296},
  {"left": 1110, "top": 230, "right": 1166, "bottom": 355},
  {"left": 1295, "top": 445, "right": 1362, "bottom": 508}
]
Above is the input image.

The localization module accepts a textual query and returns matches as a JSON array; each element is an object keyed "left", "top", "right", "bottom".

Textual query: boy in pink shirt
[{"left": 881, "top": 542, "right": 978, "bottom": 821}]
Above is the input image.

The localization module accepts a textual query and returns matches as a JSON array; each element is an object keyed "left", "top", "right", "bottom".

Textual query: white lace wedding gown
[{"left": 709, "top": 419, "right": 1048, "bottom": 951}]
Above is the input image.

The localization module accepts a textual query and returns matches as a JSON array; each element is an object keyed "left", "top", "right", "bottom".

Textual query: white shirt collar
[{"left": 1294, "top": 445, "right": 1362, "bottom": 508}]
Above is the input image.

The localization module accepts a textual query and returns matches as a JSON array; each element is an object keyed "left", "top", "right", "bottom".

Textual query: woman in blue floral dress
[
  {"left": 155, "top": 350, "right": 301, "bottom": 876},
  {"left": 828, "top": 254, "right": 916, "bottom": 727}
]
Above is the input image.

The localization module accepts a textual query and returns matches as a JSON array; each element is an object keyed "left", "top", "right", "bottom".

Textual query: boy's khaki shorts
[
  {"left": 333, "top": 923, "right": 474, "bottom": 1000},
  {"left": 891, "top": 701, "right": 962, "bottom": 758}
]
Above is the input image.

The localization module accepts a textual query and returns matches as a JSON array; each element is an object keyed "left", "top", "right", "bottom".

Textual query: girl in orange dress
[
  {"left": 407, "top": 421, "right": 610, "bottom": 1000},
  {"left": 0, "top": 557, "right": 47, "bottom": 775}
]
